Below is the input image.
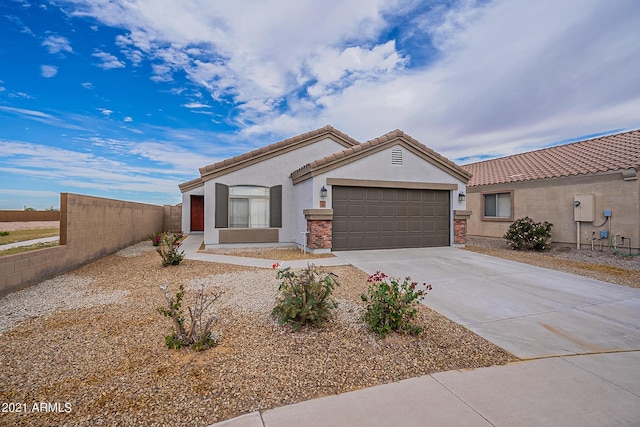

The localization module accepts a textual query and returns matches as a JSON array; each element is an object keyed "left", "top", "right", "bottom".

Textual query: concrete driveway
[{"left": 335, "top": 247, "right": 640, "bottom": 359}]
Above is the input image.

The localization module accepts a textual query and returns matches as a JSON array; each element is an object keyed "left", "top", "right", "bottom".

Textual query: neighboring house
[
  {"left": 463, "top": 129, "right": 640, "bottom": 250},
  {"left": 179, "top": 125, "right": 471, "bottom": 252}
]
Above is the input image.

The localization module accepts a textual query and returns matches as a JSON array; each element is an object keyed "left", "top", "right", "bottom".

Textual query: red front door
[{"left": 190, "top": 195, "right": 204, "bottom": 231}]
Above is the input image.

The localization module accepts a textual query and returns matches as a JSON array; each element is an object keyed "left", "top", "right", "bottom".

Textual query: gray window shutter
[
  {"left": 270, "top": 185, "right": 282, "bottom": 228},
  {"left": 215, "top": 183, "right": 229, "bottom": 228}
]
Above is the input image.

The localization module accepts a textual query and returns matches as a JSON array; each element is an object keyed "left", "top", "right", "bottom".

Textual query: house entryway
[
  {"left": 331, "top": 186, "right": 450, "bottom": 250},
  {"left": 190, "top": 195, "right": 204, "bottom": 232}
]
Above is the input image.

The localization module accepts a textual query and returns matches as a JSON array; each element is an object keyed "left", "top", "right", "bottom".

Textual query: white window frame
[{"left": 482, "top": 191, "right": 513, "bottom": 220}]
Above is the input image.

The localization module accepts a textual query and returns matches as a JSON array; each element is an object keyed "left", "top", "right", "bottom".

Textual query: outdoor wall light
[
  {"left": 320, "top": 186, "right": 328, "bottom": 198},
  {"left": 458, "top": 191, "right": 466, "bottom": 202}
]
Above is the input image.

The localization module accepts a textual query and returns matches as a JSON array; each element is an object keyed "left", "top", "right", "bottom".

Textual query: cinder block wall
[
  {"left": 0, "top": 210, "right": 60, "bottom": 222},
  {"left": 163, "top": 203, "right": 182, "bottom": 232},
  {"left": 1, "top": 193, "right": 169, "bottom": 298}
]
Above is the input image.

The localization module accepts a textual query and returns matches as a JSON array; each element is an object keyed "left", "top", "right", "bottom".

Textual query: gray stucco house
[{"left": 179, "top": 125, "right": 471, "bottom": 252}]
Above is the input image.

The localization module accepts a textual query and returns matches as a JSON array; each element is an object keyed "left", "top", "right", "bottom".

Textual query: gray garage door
[{"left": 332, "top": 186, "right": 450, "bottom": 250}]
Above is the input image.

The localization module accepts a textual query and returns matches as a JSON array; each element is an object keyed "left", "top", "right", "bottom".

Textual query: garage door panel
[
  {"left": 380, "top": 205, "right": 395, "bottom": 217},
  {"left": 349, "top": 204, "right": 364, "bottom": 217},
  {"left": 365, "top": 188, "right": 380, "bottom": 201},
  {"left": 366, "top": 205, "right": 379, "bottom": 216},
  {"left": 349, "top": 221, "right": 364, "bottom": 232},
  {"left": 408, "top": 205, "right": 422, "bottom": 217},
  {"left": 332, "top": 186, "right": 450, "bottom": 250},
  {"left": 366, "top": 221, "right": 379, "bottom": 232},
  {"left": 395, "top": 189, "right": 408, "bottom": 202},
  {"left": 381, "top": 188, "right": 395, "bottom": 202}
]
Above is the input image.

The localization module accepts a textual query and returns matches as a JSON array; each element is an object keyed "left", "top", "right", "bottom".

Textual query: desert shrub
[
  {"left": 361, "top": 272, "right": 431, "bottom": 338},
  {"left": 504, "top": 216, "right": 553, "bottom": 251},
  {"left": 158, "top": 282, "right": 221, "bottom": 351},
  {"left": 149, "top": 231, "right": 163, "bottom": 246},
  {"left": 0, "top": 231, "right": 9, "bottom": 236},
  {"left": 271, "top": 263, "right": 338, "bottom": 330},
  {"left": 156, "top": 232, "right": 185, "bottom": 266}
]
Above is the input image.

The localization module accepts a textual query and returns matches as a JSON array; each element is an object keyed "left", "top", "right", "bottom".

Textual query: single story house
[
  {"left": 463, "top": 129, "right": 640, "bottom": 250},
  {"left": 179, "top": 125, "right": 472, "bottom": 252}
]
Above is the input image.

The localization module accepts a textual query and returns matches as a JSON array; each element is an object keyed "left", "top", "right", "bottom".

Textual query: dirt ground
[{"left": 0, "top": 221, "right": 60, "bottom": 231}]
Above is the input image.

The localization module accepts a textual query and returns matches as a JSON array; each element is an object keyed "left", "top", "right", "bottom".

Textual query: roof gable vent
[{"left": 391, "top": 147, "right": 403, "bottom": 165}]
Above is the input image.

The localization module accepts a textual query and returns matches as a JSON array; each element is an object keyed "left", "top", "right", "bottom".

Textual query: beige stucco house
[
  {"left": 179, "top": 125, "right": 472, "bottom": 252},
  {"left": 463, "top": 129, "right": 640, "bottom": 250}
]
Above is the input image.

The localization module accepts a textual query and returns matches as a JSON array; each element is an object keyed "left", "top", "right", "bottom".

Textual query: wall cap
[
  {"left": 454, "top": 209, "right": 472, "bottom": 220},
  {"left": 303, "top": 209, "right": 334, "bottom": 220}
]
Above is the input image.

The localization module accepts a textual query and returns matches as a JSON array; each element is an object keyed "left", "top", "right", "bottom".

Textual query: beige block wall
[
  {"left": 0, "top": 193, "right": 174, "bottom": 297},
  {"left": 163, "top": 203, "right": 182, "bottom": 233},
  {"left": 467, "top": 172, "right": 640, "bottom": 249},
  {"left": 0, "top": 210, "right": 60, "bottom": 222}
]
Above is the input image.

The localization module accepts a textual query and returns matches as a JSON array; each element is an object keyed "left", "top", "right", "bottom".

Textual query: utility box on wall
[{"left": 574, "top": 194, "right": 595, "bottom": 222}]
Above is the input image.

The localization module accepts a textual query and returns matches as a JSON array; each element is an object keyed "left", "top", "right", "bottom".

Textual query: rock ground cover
[
  {"left": 201, "top": 245, "right": 335, "bottom": 261},
  {"left": 0, "top": 242, "right": 513, "bottom": 426},
  {"left": 465, "top": 237, "right": 640, "bottom": 288}
]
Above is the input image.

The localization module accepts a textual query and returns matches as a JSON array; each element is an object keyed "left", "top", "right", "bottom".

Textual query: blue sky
[{"left": 1, "top": 0, "right": 639, "bottom": 209}]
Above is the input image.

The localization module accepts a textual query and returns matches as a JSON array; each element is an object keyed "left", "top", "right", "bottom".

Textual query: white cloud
[
  {"left": 99, "top": 108, "right": 113, "bottom": 117},
  {"left": 81, "top": 82, "right": 94, "bottom": 89},
  {"left": 0, "top": 139, "right": 189, "bottom": 195},
  {"left": 182, "top": 102, "right": 210, "bottom": 109},
  {"left": 40, "top": 65, "right": 58, "bottom": 78},
  {"left": 92, "top": 50, "right": 125, "bottom": 69},
  {"left": 42, "top": 35, "right": 73, "bottom": 54},
  {"left": 62, "top": 0, "right": 640, "bottom": 160},
  {"left": 123, "top": 116, "right": 133, "bottom": 122}
]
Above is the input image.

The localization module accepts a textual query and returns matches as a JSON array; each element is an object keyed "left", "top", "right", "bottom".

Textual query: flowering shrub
[
  {"left": 156, "top": 232, "right": 185, "bottom": 266},
  {"left": 361, "top": 272, "right": 431, "bottom": 338},
  {"left": 504, "top": 217, "right": 553, "bottom": 251},
  {"left": 149, "top": 231, "right": 163, "bottom": 246},
  {"left": 271, "top": 263, "right": 339, "bottom": 330},
  {"left": 158, "top": 282, "right": 221, "bottom": 351}
]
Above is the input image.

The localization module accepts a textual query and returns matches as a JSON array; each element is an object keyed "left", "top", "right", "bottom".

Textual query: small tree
[
  {"left": 504, "top": 216, "right": 553, "bottom": 251},
  {"left": 158, "top": 282, "right": 221, "bottom": 351}
]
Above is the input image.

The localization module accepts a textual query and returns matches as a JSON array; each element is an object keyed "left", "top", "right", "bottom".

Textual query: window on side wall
[
  {"left": 229, "top": 186, "right": 270, "bottom": 228},
  {"left": 482, "top": 191, "right": 513, "bottom": 220}
]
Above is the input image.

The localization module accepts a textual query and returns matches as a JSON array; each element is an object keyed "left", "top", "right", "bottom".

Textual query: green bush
[
  {"left": 361, "top": 272, "right": 431, "bottom": 338},
  {"left": 504, "top": 216, "right": 553, "bottom": 251},
  {"left": 271, "top": 264, "right": 338, "bottom": 330},
  {"left": 156, "top": 232, "right": 185, "bottom": 266}
]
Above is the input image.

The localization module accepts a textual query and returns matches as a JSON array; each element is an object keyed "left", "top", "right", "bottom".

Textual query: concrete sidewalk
[
  {"left": 190, "top": 242, "right": 640, "bottom": 426},
  {"left": 0, "top": 236, "right": 59, "bottom": 250},
  {"left": 211, "top": 351, "right": 640, "bottom": 427}
]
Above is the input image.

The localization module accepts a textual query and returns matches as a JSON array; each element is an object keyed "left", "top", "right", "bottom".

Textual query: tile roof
[
  {"left": 463, "top": 129, "right": 640, "bottom": 187},
  {"left": 291, "top": 129, "right": 472, "bottom": 183},
  {"left": 197, "top": 125, "right": 360, "bottom": 180}
]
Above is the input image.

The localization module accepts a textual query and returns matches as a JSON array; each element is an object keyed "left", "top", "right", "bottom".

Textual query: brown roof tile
[
  {"left": 196, "top": 125, "right": 360, "bottom": 179},
  {"left": 463, "top": 129, "right": 640, "bottom": 186},
  {"left": 291, "top": 129, "right": 471, "bottom": 183}
]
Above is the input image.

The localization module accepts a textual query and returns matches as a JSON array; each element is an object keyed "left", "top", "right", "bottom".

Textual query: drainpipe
[
  {"left": 300, "top": 231, "right": 308, "bottom": 254},
  {"left": 576, "top": 221, "right": 581, "bottom": 250}
]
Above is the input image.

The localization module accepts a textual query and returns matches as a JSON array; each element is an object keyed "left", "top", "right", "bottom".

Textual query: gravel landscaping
[
  {"left": 0, "top": 241, "right": 513, "bottom": 426},
  {"left": 465, "top": 237, "right": 640, "bottom": 288}
]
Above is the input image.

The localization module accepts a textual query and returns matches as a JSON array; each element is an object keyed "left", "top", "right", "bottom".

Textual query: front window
[
  {"left": 483, "top": 192, "right": 512, "bottom": 219},
  {"left": 229, "top": 186, "right": 269, "bottom": 228}
]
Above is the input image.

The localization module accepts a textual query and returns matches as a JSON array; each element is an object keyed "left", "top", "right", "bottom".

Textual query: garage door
[{"left": 332, "top": 186, "right": 450, "bottom": 250}]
